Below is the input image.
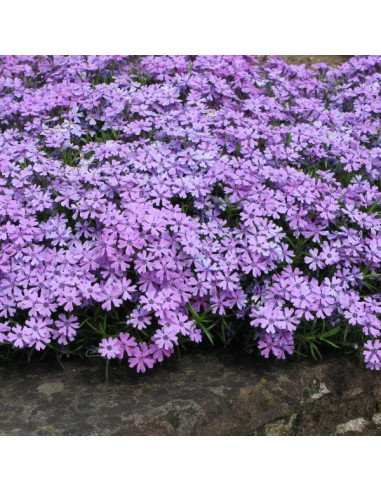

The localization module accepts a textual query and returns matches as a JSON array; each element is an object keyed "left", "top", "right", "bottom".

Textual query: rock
[
  {"left": 306, "top": 380, "right": 330, "bottom": 401},
  {"left": 37, "top": 382, "right": 64, "bottom": 397},
  {"left": 262, "top": 413, "right": 298, "bottom": 436},
  {"left": 0, "top": 348, "right": 380, "bottom": 435},
  {"left": 336, "top": 418, "right": 368, "bottom": 435}
]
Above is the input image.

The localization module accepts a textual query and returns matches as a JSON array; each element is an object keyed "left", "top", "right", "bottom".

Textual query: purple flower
[
  {"left": 258, "top": 334, "right": 278, "bottom": 358},
  {"left": 98, "top": 337, "right": 122, "bottom": 360},
  {"left": 128, "top": 343, "right": 155, "bottom": 373},
  {"left": 24, "top": 317, "right": 52, "bottom": 341},
  {"left": 278, "top": 307, "right": 300, "bottom": 332},
  {"left": 0, "top": 322, "right": 9, "bottom": 343},
  {"left": 52, "top": 314, "right": 80, "bottom": 345},
  {"left": 7, "top": 324, "right": 30, "bottom": 349},
  {"left": 305, "top": 248, "right": 324, "bottom": 271},
  {"left": 152, "top": 328, "right": 178, "bottom": 351},
  {"left": 127, "top": 308, "right": 152, "bottom": 330},
  {"left": 251, "top": 304, "right": 283, "bottom": 334},
  {"left": 117, "top": 332, "right": 137, "bottom": 358},
  {"left": 363, "top": 340, "right": 381, "bottom": 370},
  {"left": 0, "top": 54, "right": 380, "bottom": 373},
  {"left": 57, "top": 288, "right": 82, "bottom": 312},
  {"left": 95, "top": 284, "right": 123, "bottom": 311}
]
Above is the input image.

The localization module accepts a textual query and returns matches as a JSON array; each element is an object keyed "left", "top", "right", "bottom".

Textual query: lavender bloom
[
  {"left": 98, "top": 337, "right": 122, "bottom": 360},
  {"left": 0, "top": 55, "right": 380, "bottom": 372},
  {"left": 363, "top": 340, "right": 381, "bottom": 370}
]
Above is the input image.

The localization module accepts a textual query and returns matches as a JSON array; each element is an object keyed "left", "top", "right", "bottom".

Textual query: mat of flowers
[{"left": 0, "top": 55, "right": 380, "bottom": 374}]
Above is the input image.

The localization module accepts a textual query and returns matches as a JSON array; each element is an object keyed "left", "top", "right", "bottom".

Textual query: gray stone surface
[{"left": 0, "top": 349, "right": 380, "bottom": 435}]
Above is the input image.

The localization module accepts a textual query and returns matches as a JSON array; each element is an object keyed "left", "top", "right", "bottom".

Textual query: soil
[
  {"left": 280, "top": 55, "right": 352, "bottom": 67},
  {"left": 257, "top": 55, "right": 352, "bottom": 67}
]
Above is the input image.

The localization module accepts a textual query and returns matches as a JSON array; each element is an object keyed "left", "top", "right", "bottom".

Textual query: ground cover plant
[{"left": 0, "top": 55, "right": 380, "bottom": 376}]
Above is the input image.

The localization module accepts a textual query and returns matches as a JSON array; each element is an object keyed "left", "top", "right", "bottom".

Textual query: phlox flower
[
  {"left": 128, "top": 343, "right": 155, "bottom": 373},
  {"left": 305, "top": 248, "right": 324, "bottom": 271},
  {"left": 98, "top": 337, "right": 122, "bottom": 359},
  {"left": 167, "top": 312, "right": 195, "bottom": 336},
  {"left": 57, "top": 287, "right": 82, "bottom": 311},
  {"left": 52, "top": 314, "right": 80, "bottom": 345},
  {"left": 117, "top": 332, "right": 137, "bottom": 358},
  {"left": 7, "top": 324, "right": 30, "bottom": 349},
  {"left": 152, "top": 328, "right": 178, "bottom": 351},
  {"left": 320, "top": 243, "right": 340, "bottom": 266},
  {"left": 278, "top": 308, "right": 300, "bottom": 332},
  {"left": 0, "top": 322, "right": 9, "bottom": 343},
  {"left": 150, "top": 345, "right": 174, "bottom": 362},
  {"left": 363, "top": 340, "right": 381, "bottom": 370},
  {"left": 24, "top": 317, "right": 52, "bottom": 340},
  {"left": 127, "top": 307, "right": 152, "bottom": 330},
  {"left": 258, "top": 334, "right": 279, "bottom": 358},
  {"left": 0, "top": 54, "right": 380, "bottom": 373},
  {"left": 273, "top": 332, "right": 294, "bottom": 359},
  {"left": 188, "top": 325, "right": 202, "bottom": 343},
  {"left": 95, "top": 284, "right": 123, "bottom": 311},
  {"left": 251, "top": 304, "right": 283, "bottom": 334}
]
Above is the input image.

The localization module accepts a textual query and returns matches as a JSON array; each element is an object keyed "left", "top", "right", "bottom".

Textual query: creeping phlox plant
[{"left": 0, "top": 55, "right": 380, "bottom": 376}]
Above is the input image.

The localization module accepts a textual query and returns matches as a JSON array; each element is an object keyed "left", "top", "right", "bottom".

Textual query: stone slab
[{"left": 0, "top": 349, "right": 380, "bottom": 435}]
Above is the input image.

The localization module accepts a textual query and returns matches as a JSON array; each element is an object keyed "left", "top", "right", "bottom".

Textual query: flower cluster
[{"left": 0, "top": 55, "right": 380, "bottom": 372}]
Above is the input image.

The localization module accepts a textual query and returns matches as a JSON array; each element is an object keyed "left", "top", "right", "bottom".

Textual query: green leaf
[
  {"left": 55, "top": 353, "right": 65, "bottom": 370},
  {"left": 321, "top": 339, "right": 340, "bottom": 349},
  {"left": 199, "top": 324, "right": 214, "bottom": 346},
  {"left": 319, "top": 327, "right": 340, "bottom": 339},
  {"left": 105, "top": 359, "right": 110, "bottom": 383},
  {"left": 309, "top": 342, "right": 322, "bottom": 361}
]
